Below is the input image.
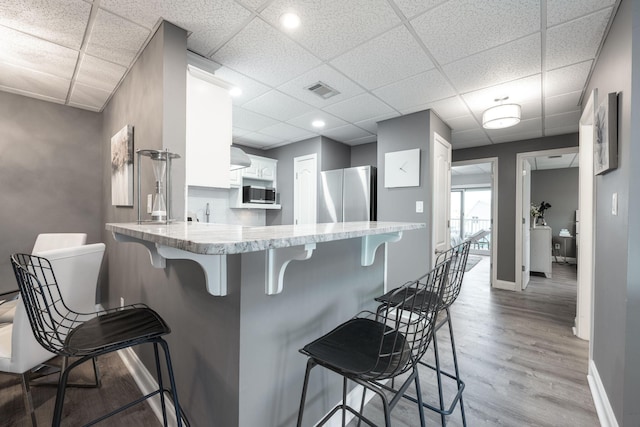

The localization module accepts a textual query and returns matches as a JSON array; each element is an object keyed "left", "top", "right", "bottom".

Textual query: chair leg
[
  {"left": 412, "top": 366, "right": 426, "bottom": 427},
  {"left": 446, "top": 310, "right": 466, "bottom": 427},
  {"left": 342, "top": 377, "right": 348, "bottom": 426},
  {"left": 432, "top": 324, "right": 447, "bottom": 426},
  {"left": 154, "top": 342, "right": 169, "bottom": 427},
  {"left": 20, "top": 372, "right": 38, "bottom": 427},
  {"left": 297, "top": 359, "right": 316, "bottom": 427},
  {"left": 158, "top": 339, "right": 183, "bottom": 427},
  {"left": 52, "top": 360, "right": 75, "bottom": 427}
]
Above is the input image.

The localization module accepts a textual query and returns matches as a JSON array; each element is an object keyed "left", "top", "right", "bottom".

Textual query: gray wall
[
  {"left": 377, "top": 110, "right": 451, "bottom": 285},
  {"left": 350, "top": 142, "right": 377, "bottom": 167},
  {"left": 453, "top": 133, "right": 578, "bottom": 283},
  {"left": 0, "top": 91, "right": 102, "bottom": 293},
  {"left": 320, "top": 136, "right": 351, "bottom": 171},
  {"left": 583, "top": 0, "right": 638, "bottom": 423},
  {"left": 531, "top": 168, "right": 579, "bottom": 258},
  {"left": 101, "top": 23, "right": 242, "bottom": 427}
]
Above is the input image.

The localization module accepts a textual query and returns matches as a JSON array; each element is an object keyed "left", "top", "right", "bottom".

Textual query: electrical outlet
[{"left": 554, "top": 243, "right": 560, "bottom": 250}]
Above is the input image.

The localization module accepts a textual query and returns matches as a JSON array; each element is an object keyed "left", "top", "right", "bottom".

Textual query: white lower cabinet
[{"left": 530, "top": 226, "right": 552, "bottom": 278}]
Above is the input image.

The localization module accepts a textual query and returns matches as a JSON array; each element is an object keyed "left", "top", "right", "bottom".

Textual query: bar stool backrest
[
  {"left": 362, "top": 258, "right": 450, "bottom": 381},
  {"left": 434, "top": 240, "right": 471, "bottom": 310},
  {"left": 10, "top": 244, "right": 105, "bottom": 356}
]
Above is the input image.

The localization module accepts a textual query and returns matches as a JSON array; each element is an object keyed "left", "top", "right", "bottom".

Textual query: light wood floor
[
  {"left": 348, "top": 257, "right": 599, "bottom": 426},
  {"left": 1, "top": 258, "right": 599, "bottom": 426}
]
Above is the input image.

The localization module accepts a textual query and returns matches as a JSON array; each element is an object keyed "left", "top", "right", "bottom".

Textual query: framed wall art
[
  {"left": 594, "top": 92, "right": 618, "bottom": 175},
  {"left": 111, "top": 125, "right": 134, "bottom": 206}
]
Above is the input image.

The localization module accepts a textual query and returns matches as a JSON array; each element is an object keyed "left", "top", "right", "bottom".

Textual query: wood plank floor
[{"left": 348, "top": 257, "right": 599, "bottom": 426}]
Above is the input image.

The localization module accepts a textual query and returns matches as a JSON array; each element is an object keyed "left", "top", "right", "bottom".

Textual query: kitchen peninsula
[{"left": 106, "top": 221, "right": 424, "bottom": 426}]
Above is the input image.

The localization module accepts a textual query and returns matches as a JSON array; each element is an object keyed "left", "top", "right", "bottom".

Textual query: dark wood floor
[
  {"left": 1, "top": 258, "right": 599, "bottom": 426},
  {"left": 349, "top": 257, "right": 599, "bottom": 426},
  {"left": 0, "top": 352, "right": 160, "bottom": 427}
]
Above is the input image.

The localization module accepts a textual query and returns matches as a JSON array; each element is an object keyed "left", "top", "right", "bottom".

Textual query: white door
[
  {"left": 432, "top": 133, "right": 452, "bottom": 264},
  {"left": 522, "top": 159, "right": 532, "bottom": 290},
  {"left": 577, "top": 90, "right": 596, "bottom": 342},
  {"left": 294, "top": 154, "right": 317, "bottom": 225}
]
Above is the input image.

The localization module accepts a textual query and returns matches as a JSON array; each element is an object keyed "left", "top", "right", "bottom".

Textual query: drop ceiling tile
[
  {"left": 490, "top": 127, "right": 543, "bottom": 144},
  {"left": 0, "top": 26, "right": 79, "bottom": 80},
  {"left": 213, "top": 18, "right": 321, "bottom": 87},
  {"left": 232, "top": 106, "right": 279, "bottom": 131},
  {"left": 346, "top": 134, "right": 377, "bottom": 145},
  {"left": 372, "top": 69, "right": 455, "bottom": 111},
  {"left": 331, "top": 26, "right": 434, "bottom": 90},
  {"left": 545, "top": 110, "right": 581, "bottom": 130},
  {"left": 353, "top": 113, "right": 400, "bottom": 133},
  {"left": 242, "top": 90, "right": 315, "bottom": 121},
  {"left": 234, "top": 132, "right": 284, "bottom": 147},
  {"left": 75, "top": 54, "right": 127, "bottom": 92},
  {"left": 486, "top": 117, "right": 542, "bottom": 139},
  {"left": 286, "top": 110, "right": 349, "bottom": 132},
  {"left": 546, "top": 8, "right": 611, "bottom": 70},
  {"left": 412, "top": 0, "right": 540, "bottom": 64},
  {"left": 446, "top": 115, "right": 481, "bottom": 133},
  {"left": 277, "top": 64, "right": 364, "bottom": 108},
  {"left": 323, "top": 93, "right": 396, "bottom": 123},
  {"left": 393, "top": 0, "right": 448, "bottom": 19},
  {"left": 443, "top": 34, "right": 541, "bottom": 93},
  {"left": 545, "top": 124, "right": 579, "bottom": 136},
  {"left": 86, "top": 8, "right": 150, "bottom": 67},
  {"left": 534, "top": 153, "right": 577, "bottom": 170},
  {"left": 0, "top": 62, "right": 70, "bottom": 102},
  {"left": 68, "top": 82, "right": 111, "bottom": 110},
  {"left": 547, "top": 0, "right": 616, "bottom": 27},
  {"left": 450, "top": 129, "right": 491, "bottom": 148},
  {"left": 258, "top": 122, "right": 316, "bottom": 141},
  {"left": 545, "top": 91, "right": 581, "bottom": 116},
  {"left": 232, "top": 127, "right": 252, "bottom": 138},
  {"left": 461, "top": 75, "right": 542, "bottom": 118},
  {"left": 405, "top": 96, "right": 469, "bottom": 120},
  {"left": 0, "top": 0, "right": 91, "bottom": 50},
  {"left": 545, "top": 61, "right": 592, "bottom": 97},
  {"left": 237, "top": 0, "right": 268, "bottom": 11},
  {"left": 214, "top": 66, "right": 271, "bottom": 106},
  {"left": 321, "top": 124, "right": 372, "bottom": 142},
  {"left": 260, "top": 0, "right": 400, "bottom": 60}
]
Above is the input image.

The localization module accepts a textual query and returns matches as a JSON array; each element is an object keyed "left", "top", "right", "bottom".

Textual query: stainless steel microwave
[{"left": 242, "top": 186, "right": 276, "bottom": 204}]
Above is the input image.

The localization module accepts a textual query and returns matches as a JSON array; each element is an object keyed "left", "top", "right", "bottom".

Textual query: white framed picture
[
  {"left": 111, "top": 125, "right": 134, "bottom": 206},
  {"left": 384, "top": 148, "right": 420, "bottom": 188}
]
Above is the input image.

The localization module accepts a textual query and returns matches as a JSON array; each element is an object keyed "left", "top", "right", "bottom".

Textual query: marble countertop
[{"left": 106, "top": 221, "right": 425, "bottom": 255}]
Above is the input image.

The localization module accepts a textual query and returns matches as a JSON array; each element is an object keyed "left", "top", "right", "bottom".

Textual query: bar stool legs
[{"left": 419, "top": 307, "right": 466, "bottom": 427}]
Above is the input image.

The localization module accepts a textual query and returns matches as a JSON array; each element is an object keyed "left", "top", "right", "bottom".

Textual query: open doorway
[{"left": 451, "top": 158, "right": 498, "bottom": 287}]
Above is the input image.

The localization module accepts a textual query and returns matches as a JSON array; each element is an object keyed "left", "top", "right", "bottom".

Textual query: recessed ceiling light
[
  {"left": 280, "top": 12, "right": 301, "bottom": 29},
  {"left": 312, "top": 120, "right": 325, "bottom": 128},
  {"left": 229, "top": 87, "right": 242, "bottom": 97}
]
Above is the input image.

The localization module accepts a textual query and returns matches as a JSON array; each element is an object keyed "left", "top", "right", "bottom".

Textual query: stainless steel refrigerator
[{"left": 319, "top": 166, "right": 377, "bottom": 223}]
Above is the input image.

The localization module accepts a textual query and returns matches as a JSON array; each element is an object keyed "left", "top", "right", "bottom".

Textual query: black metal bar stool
[
  {"left": 296, "top": 259, "right": 451, "bottom": 427},
  {"left": 375, "top": 240, "right": 471, "bottom": 426},
  {"left": 11, "top": 252, "right": 189, "bottom": 427}
]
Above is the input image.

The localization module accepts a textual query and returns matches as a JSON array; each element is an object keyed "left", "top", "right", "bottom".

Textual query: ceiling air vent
[{"left": 305, "top": 81, "right": 340, "bottom": 99}]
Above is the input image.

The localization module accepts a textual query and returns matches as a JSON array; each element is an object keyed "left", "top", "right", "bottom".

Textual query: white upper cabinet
[
  {"left": 230, "top": 154, "right": 278, "bottom": 187},
  {"left": 186, "top": 65, "right": 232, "bottom": 188}
]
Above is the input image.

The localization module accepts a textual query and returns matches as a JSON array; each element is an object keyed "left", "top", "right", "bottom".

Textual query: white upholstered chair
[
  {"left": 0, "top": 243, "right": 104, "bottom": 426},
  {"left": 0, "top": 233, "right": 87, "bottom": 324}
]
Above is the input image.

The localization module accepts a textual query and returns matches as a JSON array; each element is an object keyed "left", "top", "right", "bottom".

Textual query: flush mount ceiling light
[
  {"left": 280, "top": 12, "right": 301, "bottom": 29},
  {"left": 482, "top": 97, "right": 521, "bottom": 130},
  {"left": 312, "top": 120, "right": 325, "bottom": 128}
]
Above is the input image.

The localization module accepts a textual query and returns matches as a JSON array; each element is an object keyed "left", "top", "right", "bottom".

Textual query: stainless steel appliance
[
  {"left": 319, "top": 166, "right": 377, "bottom": 223},
  {"left": 242, "top": 186, "right": 276, "bottom": 204}
]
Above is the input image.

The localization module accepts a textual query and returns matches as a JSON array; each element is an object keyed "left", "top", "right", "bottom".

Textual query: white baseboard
[
  {"left": 493, "top": 279, "right": 516, "bottom": 291},
  {"left": 588, "top": 359, "right": 619, "bottom": 427}
]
